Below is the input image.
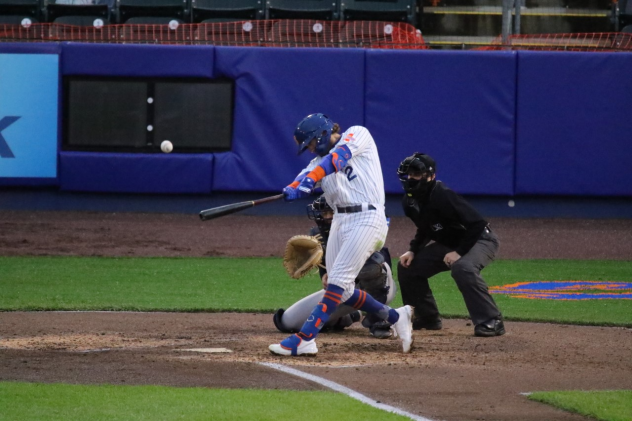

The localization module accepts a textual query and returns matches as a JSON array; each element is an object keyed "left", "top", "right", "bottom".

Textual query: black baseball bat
[{"left": 199, "top": 194, "right": 284, "bottom": 221}]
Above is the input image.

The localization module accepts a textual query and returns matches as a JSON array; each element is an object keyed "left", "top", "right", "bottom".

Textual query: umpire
[{"left": 396, "top": 152, "right": 505, "bottom": 337}]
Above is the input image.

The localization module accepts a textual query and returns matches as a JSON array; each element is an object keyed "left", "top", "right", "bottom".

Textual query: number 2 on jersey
[{"left": 344, "top": 166, "right": 357, "bottom": 181}]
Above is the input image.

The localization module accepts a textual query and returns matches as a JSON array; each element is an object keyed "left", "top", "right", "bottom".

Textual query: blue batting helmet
[{"left": 294, "top": 113, "right": 334, "bottom": 156}]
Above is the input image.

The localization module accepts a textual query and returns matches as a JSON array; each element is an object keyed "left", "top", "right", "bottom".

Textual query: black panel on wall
[
  {"left": 153, "top": 81, "right": 233, "bottom": 150},
  {"left": 63, "top": 77, "right": 234, "bottom": 153},
  {"left": 66, "top": 79, "right": 148, "bottom": 149}
]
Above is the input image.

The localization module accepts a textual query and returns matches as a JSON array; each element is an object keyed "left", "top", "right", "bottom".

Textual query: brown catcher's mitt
[{"left": 283, "top": 235, "right": 324, "bottom": 279}]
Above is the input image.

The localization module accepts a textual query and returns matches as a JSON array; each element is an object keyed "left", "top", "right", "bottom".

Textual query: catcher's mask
[
  {"left": 307, "top": 195, "right": 333, "bottom": 233},
  {"left": 294, "top": 113, "right": 334, "bottom": 157},
  {"left": 397, "top": 152, "right": 436, "bottom": 197}
]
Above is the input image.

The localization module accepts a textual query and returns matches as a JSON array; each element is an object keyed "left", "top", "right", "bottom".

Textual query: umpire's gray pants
[{"left": 397, "top": 230, "right": 501, "bottom": 326}]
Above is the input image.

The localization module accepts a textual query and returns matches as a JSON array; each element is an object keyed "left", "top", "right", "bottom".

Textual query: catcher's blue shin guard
[
  {"left": 279, "top": 284, "right": 344, "bottom": 351},
  {"left": 345, "top": 289, "right": 400, "bottom": 324}
]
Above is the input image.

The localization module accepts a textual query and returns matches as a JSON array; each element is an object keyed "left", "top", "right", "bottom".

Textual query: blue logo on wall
[
  {"left": 0, "top": 116, "right": 20, "bottom": 158},
  {"left": 0, "top": 53, "right": 59, "bottom": 178}
]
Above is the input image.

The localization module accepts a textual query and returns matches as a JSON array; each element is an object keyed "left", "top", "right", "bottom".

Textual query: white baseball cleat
[
  {"left": 269, "top": 339, "right": 318, "bottom": 357},
  {"left": 393, "top": 305, "right": 414, "bottom": 353}
]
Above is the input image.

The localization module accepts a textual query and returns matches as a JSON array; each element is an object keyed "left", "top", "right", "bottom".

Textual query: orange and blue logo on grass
[{"left": 490, "top": 281, "right": 632, "bottom": 300}]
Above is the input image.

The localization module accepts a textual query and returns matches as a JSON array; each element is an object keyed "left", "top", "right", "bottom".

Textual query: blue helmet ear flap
[{"left": 294, "top": 113, "right": 334, "bottom": 156}]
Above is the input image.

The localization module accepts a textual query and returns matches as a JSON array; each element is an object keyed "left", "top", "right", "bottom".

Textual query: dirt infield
[{"left": 1, "top": 210, "right": 631, "bottom": 421}]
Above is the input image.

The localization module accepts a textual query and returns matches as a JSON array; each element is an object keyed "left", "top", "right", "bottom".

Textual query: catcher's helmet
[
  {"left": 294, "top": 113, "right": 334, "bottom": 157},
  {"left": 307, "top": 195, "right": 333, "bottom": 232},
  {"left": 397, "top": 152, "right": 436, "bottom": 195}
]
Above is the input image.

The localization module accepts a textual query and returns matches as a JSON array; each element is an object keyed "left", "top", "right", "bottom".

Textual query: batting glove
[
  {"left": 297, "top": 176, "right": 316, "bottom": 196},
  {"left": 283, "top": 186, "right": 299, "bottom": 202}
]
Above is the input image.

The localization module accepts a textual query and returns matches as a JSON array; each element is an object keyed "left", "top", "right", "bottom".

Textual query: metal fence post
[{"left": 501, "top": 0, "right": 513, "bottom": 46}]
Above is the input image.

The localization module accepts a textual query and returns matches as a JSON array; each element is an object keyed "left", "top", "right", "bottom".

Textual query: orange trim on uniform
[
  {"left": 320, "top": 303, "right": 328, "bottom": 313},
  {"left": 325, "top": 290, "right": 343, "bottom": 299},
  {"left": 306, "top": 166, "right": 326, "bottom": 183},
  {"left": 324, "top": 292, "right": 342, "bottom": 304},
  {"left": 352, "top": 290, "right": 366, "bottom": 309},
  {"left": 315, "top": 318, "right": 322, "bottom": 327},
  {"left": 331, "top": 152, "right": 341, "bottom": 171},
  {"left": 288, "top": 181, "right": 300, "bottom": 188}
]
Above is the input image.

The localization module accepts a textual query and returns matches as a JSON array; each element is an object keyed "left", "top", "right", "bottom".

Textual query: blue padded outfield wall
[
  {"left": 516, "top": 51, "right": 632, "bottom": 196},
  {"left": 0, "top": 42, "right": 631, "bottom": 197},
  {"left": 366, "top": 50, "right": 516, "bottom": 195}
]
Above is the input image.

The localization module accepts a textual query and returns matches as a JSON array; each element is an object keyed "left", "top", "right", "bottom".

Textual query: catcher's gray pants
[
  {"left": 278, "top": 264, "right": 396, "bottom": 333},
  {"left": 397, "top": 230, "right": 501, "bottom": 326}
]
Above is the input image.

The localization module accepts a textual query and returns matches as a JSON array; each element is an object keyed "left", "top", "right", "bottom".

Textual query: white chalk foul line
[{"left": 260, "top": 362, "right": 434, "bottom": 421}]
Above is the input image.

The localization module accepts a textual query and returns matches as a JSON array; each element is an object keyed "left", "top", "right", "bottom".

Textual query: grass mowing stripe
[
  {"left": 0, "top": 381, "right": 412, "bottom": 421},
  {"left": 529, "top": 390, "right": 632, "bottom": 421},
  {"left": 0, "top": 256, "right": 315, "bottom": 311},
  {"left": 0, "top": 257, "right": 630, "bottom": 326}
]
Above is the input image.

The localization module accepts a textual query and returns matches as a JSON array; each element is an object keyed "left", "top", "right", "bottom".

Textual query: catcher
[{"left": 274, "top": 195, "right": 397, "bottom": 339}]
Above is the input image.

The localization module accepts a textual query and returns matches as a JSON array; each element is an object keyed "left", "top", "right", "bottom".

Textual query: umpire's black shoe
[
  {"left": 474, "top": 318, "right": 505, "bottom": 337},
  {"left": 412, "top": 318, "right": 442, "bottom": 331}
]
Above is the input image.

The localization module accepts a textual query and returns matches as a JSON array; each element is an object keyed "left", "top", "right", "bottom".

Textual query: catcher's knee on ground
[{"left": 273, "top": 308, "right": 295, "bottom": 333}]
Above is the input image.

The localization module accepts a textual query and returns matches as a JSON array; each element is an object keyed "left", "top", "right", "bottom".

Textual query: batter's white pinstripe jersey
[{"left": 302, "top": 126, "right": 385, "bottom": 209}]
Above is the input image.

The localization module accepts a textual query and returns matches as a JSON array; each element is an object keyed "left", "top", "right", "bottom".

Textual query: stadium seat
[
  {"left": 266, "top": 19, "right": 340, "bottom": 47},
  {"left": 125, "top": 16, "right": 183, "bottom": 24},
  {"left": 199, "top": 17, "right": 244, "bottom": 23},
  {"left": 46, "top": 0, "right": 110, "bottom": 23},
  {"left": 119, "top": 17, "right": 189, "bottom": 43},
  {"left": 338, "top": 20, "right": 421, "bottom": 48},
  {"left": 266, "top": 0, "right": 339, "bottom": 21},
  {"left": 49, "top": 14, "right": 116, "bottom": 42},
  {"left": 53, "top": 14, "right": 106, "bottom": 24},
  {"left": 193, "top": 18, "right": 269, "bottom": 45},
  {"left": 0, "top": 0, "right": 41, "bottom": 21},
  {"left": 191, "top": 0, "right": 263, "bottom": 24},
  {"left": 117, "top": 0, "right": 188, "bottom": 24},
  {"left": 0, "top": 13, "right": 37, "bottom": 22},
  {"left": 341, "top": 0, "right": 417, "bottom": 26}
]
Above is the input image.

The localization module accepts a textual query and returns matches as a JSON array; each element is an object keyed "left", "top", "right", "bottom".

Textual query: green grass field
[
  {"left": 1, "top": 256, "right": 630, "bottom": 421},
  {"left": 1, "top": 256, "right": 630, "bottom": 326},
  {"left": 529, "top": 390, "right": 632, "bottom": 421},
  {"left": 0, "top": 382, "right": 411, "bottom": 421}
]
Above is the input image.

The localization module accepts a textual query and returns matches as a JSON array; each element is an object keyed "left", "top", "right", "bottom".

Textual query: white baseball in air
[
  {"left": 161, "top": 140, "right": 173, "bottom": 153},
  {"left": 168, "top": 20, "right": 179, "bottom": 30},
  {"left": 508, "top": 200, "right": 515, "bottom": 208}
]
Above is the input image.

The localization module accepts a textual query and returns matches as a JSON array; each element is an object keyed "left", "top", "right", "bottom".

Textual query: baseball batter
[
  {"left": 273, "top": 195, "right": 397, "bottom": 339},
  {"left": 269, "top": 113, "right": 413, "bottom": 356}
]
